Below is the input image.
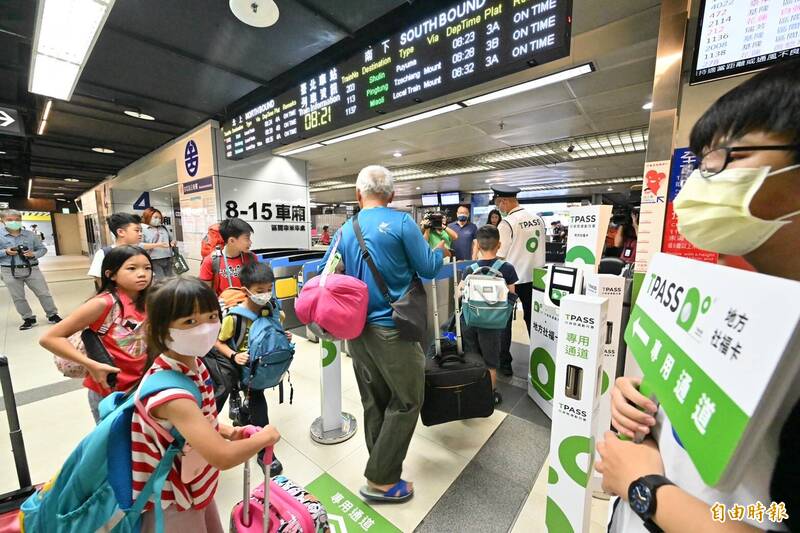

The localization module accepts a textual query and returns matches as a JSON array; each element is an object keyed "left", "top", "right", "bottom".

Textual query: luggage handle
[
  {"left": 0, "top": 355, "right": 33, "bottom": 497},
  {"left": 436, "top": 353, "right": 466, "bottom": 367},
  {"left": 242, "top": 425, "right": 273, "bottom": 533}
]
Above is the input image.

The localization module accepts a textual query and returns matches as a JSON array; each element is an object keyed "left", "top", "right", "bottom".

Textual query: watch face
[{"left": 629, "top": 483, "right": 653, "bottom": 515}]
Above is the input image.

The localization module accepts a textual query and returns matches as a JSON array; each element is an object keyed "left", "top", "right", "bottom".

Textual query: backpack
[
  {"left": 55, "top": 293, "right": 120, "bottom": 379},
  {"left": 211, "top": 251, "right": 257, "bottom": 294},
  {"left": 200, "top": 223, "right": 223, "bottom": 259},
  {"left": 19, "top": 370, "right": 202, "bottom": 533},
  {"left": 461, "top": 260, "right": 513, "bottom": 330},
  {"left": 229, "top": 307, "right": 295, "bottom": 392}
]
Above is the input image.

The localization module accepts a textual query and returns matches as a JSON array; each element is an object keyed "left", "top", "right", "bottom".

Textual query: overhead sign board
[
  {"left": 691, "top": 0, "right": 800, "bottom": 84},
  {"left": 0, "top": 107, "right": 23, "bottom": 137},
  {"left": 222, "top": 0, "right": 572, "bottom": 159},
  {"left": 625, "top": 253, "right": 800, "bottom": 488}
]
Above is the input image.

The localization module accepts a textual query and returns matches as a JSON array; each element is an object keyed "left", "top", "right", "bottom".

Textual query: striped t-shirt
[{"left": 131, "top": 355, "right": 219, "bottom": 511}]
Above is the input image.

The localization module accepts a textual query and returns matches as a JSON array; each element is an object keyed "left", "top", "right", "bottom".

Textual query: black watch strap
[{"left": 631, "top": 475, "right": 674, "bottom": 533}]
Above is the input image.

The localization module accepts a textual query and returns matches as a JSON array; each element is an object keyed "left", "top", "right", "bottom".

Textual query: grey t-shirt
[{"left": 142, "top": 225, "right": 172, "bottom": 260}]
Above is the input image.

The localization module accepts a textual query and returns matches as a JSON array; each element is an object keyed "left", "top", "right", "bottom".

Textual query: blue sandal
[{"left": 359, "top": 479, "right": 414, "bottom": 503}]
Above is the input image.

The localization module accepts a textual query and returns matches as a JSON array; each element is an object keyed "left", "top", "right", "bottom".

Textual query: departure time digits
[{"left": 303, "top": 106, "right": 332, "bottom": 131}]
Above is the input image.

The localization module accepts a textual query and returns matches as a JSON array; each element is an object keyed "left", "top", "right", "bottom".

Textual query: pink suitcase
[{"left": 230, "top": 432, "right": 329, "bottom": 533}]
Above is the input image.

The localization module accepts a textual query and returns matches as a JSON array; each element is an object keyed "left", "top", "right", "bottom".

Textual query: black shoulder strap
[{"left": 352, "top": 216, "right": 391, "bottom": 302}]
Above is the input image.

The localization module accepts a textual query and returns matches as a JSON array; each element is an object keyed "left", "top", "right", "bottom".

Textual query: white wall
[{"left": 110, "top": 189, "right": 177, "bottom": 237}]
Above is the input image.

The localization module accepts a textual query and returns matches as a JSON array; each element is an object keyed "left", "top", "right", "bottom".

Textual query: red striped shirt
[{"left": 131, "top": 355, "right": 220, "bottom": 511}]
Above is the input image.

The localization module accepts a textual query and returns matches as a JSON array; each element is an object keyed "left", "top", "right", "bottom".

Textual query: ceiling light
[
  {"left": 393, "top": 151, "right": 402, "bottom": 158},
  {"left": 462, "top": 63, "right": 595, "bottom": 106},
  {"left": 607, "top": 187, "right": 614, "bottom": 191},
  {"left": 64, "top": 178, "right": 79, "bottom": 182},
  {"left": 54, "top": 192, "right": 64, "bottom": 195},
  {"left": 124, "top": 110, "right": 155, "bottom": 121},
  {"left": 0, "top": 151, "right": 5, "bottom": 154},
  {"left": 37, "top": 120, "right": 47, "bottom": 135},
  {"left": 415, "top": 187, "right": 421, "bottom": 190},
  {"left": 27, "top": 179, "right": 32, "bottom": 199},
  {"left": 436, "top": 165, "right": 491, "bottom": 175},
  {"left": 229, "top": 0, "right": 279, "bottom": 27},
  {"left": 29, "top": 0, "right": 116, "bottom": 100},
  {"left": 642, "top": 101, "right": 653, "bottom": 110},
  {"left": 0, "top": 186, "right": 16, "bottom": 189},
  {"left": 92, "top": 147, "right": 114, "bottom": 154},
  {"left": 42, "top": 99, "right": 53, "bottom": 121},
  {"left": 311, "top": 180, "right": 345, "bottom": 187},
  {"left": 152, "top": 181, "right": 178, "bottom": 192},
  {"left": 0, "top": 193, "right": 13, "bottom": 197},
  {"left": 321, "top": 128, "right": 381, "bottom": 145},
  {"left": 277, "top": 143, "right": 324, "bottom": 156},
  {"left": 378, "top": 104, "right": 463, "bottom": 129}
]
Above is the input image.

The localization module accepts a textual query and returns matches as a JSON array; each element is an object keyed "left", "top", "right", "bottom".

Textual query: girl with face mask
[
  {"left": 599, "top": 60, "right": 800, "bottom": 533},
  {"left": 130, "top": 276, "right": 280, "bottom": 533},
  {"left": 142, "top": 207, "right": 177, "bottom": 280}
]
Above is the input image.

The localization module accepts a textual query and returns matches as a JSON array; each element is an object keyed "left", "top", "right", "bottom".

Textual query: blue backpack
[
  {"left": 19, "top": 371, "right": 202, "bottom": 533},
  {"left": 228, "top": 305, "right": 295, "bottom": 392}
]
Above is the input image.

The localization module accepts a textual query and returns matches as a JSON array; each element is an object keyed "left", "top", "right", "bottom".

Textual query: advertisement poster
[
  {"left": 635, "top": 160, "right": 671, "bottom": 274},
  {"left": 625, "top": 253, "right": 800, "bottom": 487},
  {"left": 178, "top": 176, "right": 217, "bottom": 263},
  {"left": 564, "top": 205, "right": 612, "bottom": 271},
  {"left": 661, "top": 148, "right": 719, "bottom": 263}
]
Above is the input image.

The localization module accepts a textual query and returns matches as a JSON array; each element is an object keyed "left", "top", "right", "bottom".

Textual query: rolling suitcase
[
  {"left": 420, "top": 261, "right": 494, "bottom": 427},
  {"left": 0, "top": 356, "right": 35, "bottom": 533},
  {"left": 230, "top": 432, "right": 329, "bottom": 533}
]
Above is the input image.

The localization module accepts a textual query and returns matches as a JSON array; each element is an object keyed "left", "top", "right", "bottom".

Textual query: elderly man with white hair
[
  {"left": 0, "top": 209, "right": 61, "bottom": 329},
  {"left": 319, "top": 165, "right": 444, "bottom": 503}
]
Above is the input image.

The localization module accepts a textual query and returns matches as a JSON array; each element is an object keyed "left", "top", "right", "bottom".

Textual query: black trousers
[{"left": 500, "top": 282, "right": 534, "bottom": 370}]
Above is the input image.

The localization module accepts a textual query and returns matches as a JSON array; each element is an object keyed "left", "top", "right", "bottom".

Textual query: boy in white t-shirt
[{"left": 88, "top": 213, "right": 144, "bottom": 279}]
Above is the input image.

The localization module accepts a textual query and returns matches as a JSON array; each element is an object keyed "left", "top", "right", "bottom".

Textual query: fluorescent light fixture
[
  {"left": 378, "top": 104, "right": 463, "bottom": 130},
  {"left": 29, "top": 0, "right": 116, "bottom": 100},
  {"left": 321, "top": 128, "right": 381, "bottom": 145},
  {"left": 0, "top": 151, "right": 5, "bottom": 154},
  {"left": 124, "top": 110, "right": 155, "bottom": 120},
  {"left": 152, "top": 181, "right": 178, "bottom": 192},
  {"left": 0, "top": 193, "right": 13, "bottom": 197},
  {"left": 37, "top": 120, "right": 47, "bottom": 135},
  {"left": 642, "top": 101, "right": 653, "bottom": 110},
  {"left": 393, "top": 151, "right": 402, "bottom": 158},
  {"left": 92, "top": 147, "right": 114, "bottom": 153},
  {"left": 436, "top": 165, "right": 490, "bottom": 175},
  {"left": 463, "top": 63, "right": 595, "bottom": 106},
  {"left": 278, "top": 143, "right": 324, "bottom": 156},
  {"left": 27, "top": 179, "right": 32, "bottom": 199},
  {"left": 64, "top": 177, "right": 79, "bottom": 182},
  {"left": 42, "top": 99, "right": 53, "bottom": 121},
  {"left": 54, "top": 192, "right": 64, "bottom": 195},
  {"left": 415, "top": 186, "right": 421, "bottom": 190},
  {"left": 0, "top": 186, "right": 16, "bottom": 189}
]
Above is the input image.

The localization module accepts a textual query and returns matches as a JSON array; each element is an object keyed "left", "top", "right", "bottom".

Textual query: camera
[
  {"left": 14, "top": 245, "right": 29, "bottom": 255},
  {"left": 423, "top": 211, "right": 445, "bottom": 231}
]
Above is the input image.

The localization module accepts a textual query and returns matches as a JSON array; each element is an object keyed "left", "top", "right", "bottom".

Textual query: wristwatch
[{"left": 628, "top": 475, "right": 674, "bottom": 533}]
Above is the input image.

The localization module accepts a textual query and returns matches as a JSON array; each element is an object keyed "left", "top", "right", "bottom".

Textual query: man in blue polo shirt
[
  {"left": 320, "top": 165, "right": 443, "bottom": 504},
  {"left": 447, "top": 204, "right": 478, "bottom": 260}
]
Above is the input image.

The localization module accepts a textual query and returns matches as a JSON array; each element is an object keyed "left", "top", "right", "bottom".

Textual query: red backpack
[{"left": 201, "top": 223, "right": 223, "bottom": 259}]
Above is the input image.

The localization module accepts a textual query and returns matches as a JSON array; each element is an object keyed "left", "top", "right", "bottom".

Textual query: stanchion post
[{"left": 310, "top": 339, "right": 357, "bottom": 444}]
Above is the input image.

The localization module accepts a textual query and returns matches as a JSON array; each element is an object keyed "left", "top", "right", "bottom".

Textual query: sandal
[{"left": 359, "top": 479, "right": 414, "bottom": 503}]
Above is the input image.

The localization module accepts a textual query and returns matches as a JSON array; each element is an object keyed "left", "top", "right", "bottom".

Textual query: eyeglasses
[{"left": 697, "top": 145, "right": 800, "bottom": 178}]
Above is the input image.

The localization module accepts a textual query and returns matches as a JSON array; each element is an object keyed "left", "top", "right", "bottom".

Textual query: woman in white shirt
[{"left": 141, "top": 208, "right": 175, "bottom": 279}]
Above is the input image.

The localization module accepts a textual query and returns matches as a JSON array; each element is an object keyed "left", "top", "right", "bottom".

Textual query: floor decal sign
[{"left": 307, "top": 473, "right": 401, "bottom": 533}]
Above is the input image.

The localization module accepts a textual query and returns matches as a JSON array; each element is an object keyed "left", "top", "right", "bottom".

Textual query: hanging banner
[
  {"left": 624, "top": 253, "right": 800, "bottom": 487},
  {"left": 661, "top": 148, "right": 719, "bottom": 263},
  {"left": 564, "top": 205, "right": 612, "bottom": 272},
  {"left": 635, "top": 160, "right": 670, "bottom": 274}
]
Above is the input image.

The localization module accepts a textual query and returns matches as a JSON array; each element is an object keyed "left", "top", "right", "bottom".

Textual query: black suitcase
[
  {"left": 420, "top": 261, "right": 494, "bottom": 426},
  {"left": 0, "top": 355, "right": 36, "bottom": 528}
]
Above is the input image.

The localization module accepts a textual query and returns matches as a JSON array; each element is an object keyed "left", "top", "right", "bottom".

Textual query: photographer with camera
[
  {"left": 0, "top": 210, "right": 61, "bottom": 330},
  {"left": 422, "top": 211, "right": 458, "bottom": 258}
]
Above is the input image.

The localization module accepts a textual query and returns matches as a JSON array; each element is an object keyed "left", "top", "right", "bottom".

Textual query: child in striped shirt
[{"left": 132, "top": 276, "right": 280, "bottom": 532}]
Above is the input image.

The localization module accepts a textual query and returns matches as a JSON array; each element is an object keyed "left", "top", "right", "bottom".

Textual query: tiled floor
[{"left": 0, "top": 255, "right": 612, "bottom": 532}]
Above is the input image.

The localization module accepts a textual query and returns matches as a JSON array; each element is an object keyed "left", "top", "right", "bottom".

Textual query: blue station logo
[{"left": 184, "top": 140, "right": 199, "bottom": 177}]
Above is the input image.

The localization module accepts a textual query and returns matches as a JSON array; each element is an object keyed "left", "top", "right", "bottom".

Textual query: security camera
[{"left": 566, "top": 144, "right": 575, "bottom": 153}]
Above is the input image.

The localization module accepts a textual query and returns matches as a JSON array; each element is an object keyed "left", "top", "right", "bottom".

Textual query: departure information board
[
  {"left": 691, "top": 0, "right": 800, "bottom": 84},
  {"left": 222, "top": 0, "right": 572, "bottom": 159}
]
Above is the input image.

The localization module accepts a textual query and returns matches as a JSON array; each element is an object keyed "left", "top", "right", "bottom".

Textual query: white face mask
[
  {"left": 674, "top": 164, "right": 800, "bottom": 256},
  {"left": 151, "top": 217, "right": 161, "bottom": 226},
  {"left": 247, "top": 290, "right": 272, "bottom": 307},
  {"left": 166, "top": 321, "right": 221, "bottom": 358}
]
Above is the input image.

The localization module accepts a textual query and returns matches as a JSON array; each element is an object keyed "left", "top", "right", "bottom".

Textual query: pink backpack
[{"left": 295, "top": 236, "right": 368, "bottom": 340}]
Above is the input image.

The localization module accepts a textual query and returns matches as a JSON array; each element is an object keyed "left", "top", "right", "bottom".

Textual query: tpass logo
[
  {"left": 185, "top": 140, "right": 199, "bottom": 177},
  {"left": 570, "top": 214, "right": 597, "bottom": 223},
  {"left": 647, "top": 274, "right": 711, "bottom": 332},
  {"left": 565, "top": 314, "right": 594, "bottom": 325}
]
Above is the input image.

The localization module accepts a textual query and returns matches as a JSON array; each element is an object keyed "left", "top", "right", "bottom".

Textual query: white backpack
[{"left": 460, "top": 260, "right": 512, "bottom": 329}]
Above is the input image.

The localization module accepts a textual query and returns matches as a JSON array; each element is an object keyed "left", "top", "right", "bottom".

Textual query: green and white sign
[
  {"left": 546, "top": 295, "right": 608, "bottom": 533},
  {"left": 528, "top": 270, "right": 559, "bottom": 418},
  {"left": 625, "top": 253, "right": 800, "bottom": 488},
  {"left": 306, "top": 473, "right": 400, "bottom": 533},
  {"left": 564, "top": 205, "right": 612, "bottom": 271}
]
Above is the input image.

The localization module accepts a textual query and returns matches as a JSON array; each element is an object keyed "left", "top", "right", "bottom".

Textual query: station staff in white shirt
[{"left": 492, "top": 185, "right": 546, "bottom": 375}]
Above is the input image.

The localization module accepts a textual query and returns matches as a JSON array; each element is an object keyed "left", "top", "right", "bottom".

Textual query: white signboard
[{"left": 565, "top": 205, "right": 612, "bottom": 271}]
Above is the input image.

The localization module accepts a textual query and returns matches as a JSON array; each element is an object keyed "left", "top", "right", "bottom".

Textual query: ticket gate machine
[{"left": 267, "top": 251, "right": 327, "bottom": 331}]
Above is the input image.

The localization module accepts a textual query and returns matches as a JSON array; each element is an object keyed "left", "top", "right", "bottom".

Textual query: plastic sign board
[
  {"left": 635, "top": 160, "right": 670, "bottom": 274},
  {"left": 625, "top": 253, "right": 800, "bottom": 488},
  {"left": 546, "top": 295, "right": 608, "bottom": 533},
  {"left": 306, "top": 473, "right": 400, "bottom": 533},
  {"left": 132, "top": 192, "right": 150, "bottom": 210},
  {"left": 564, "top": 205, "right": 612, "bottom": 272},
  {"left": 529, "top": 269, "right": 559, "bottom": 418}
]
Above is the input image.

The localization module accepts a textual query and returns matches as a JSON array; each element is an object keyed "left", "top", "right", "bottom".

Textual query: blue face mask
[{"left": 457, "top": 215, "right": 468, "bottom": 222}]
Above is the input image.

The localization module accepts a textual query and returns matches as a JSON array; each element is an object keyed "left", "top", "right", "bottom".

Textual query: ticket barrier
[
  {"left": 253, "top": 248, "right": 301, "bottom": 261},
  {"left": 267, "top": 251, "right": 327, "bottom": 331},
  {"left": 299, "top": 259, "right": 325, "bottom": 343}
]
